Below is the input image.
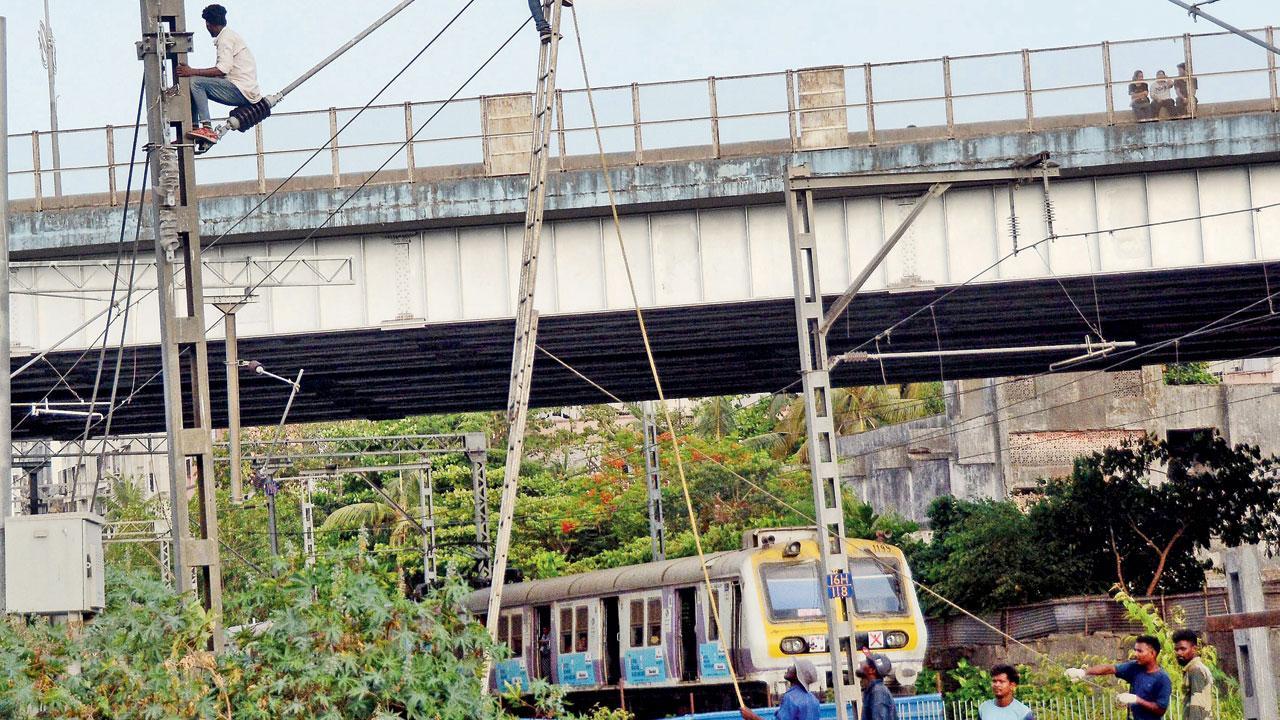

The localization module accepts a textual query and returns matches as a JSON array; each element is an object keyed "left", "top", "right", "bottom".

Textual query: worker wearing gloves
[{"left": 1065, "top": 634, "right": 1172, "bottom": 719}]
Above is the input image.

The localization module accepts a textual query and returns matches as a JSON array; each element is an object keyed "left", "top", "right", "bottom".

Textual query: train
[{"left": 465, "top": 527, "right": 928, "bottom": 717}]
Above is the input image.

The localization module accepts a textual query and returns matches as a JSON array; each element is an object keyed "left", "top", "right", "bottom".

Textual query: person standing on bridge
[
  {"left": 740, "top": 659, "right": 820, "bottom": 720},
  {"left": 177, "top": 4, "right": 262, "bottom": 153},
  {"left": 528, "top": 0, "right": 572, "bottom": 43}
]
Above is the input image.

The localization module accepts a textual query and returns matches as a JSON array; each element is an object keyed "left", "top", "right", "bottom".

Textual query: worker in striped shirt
[{"left": 1173, "top": 629, "right": 1215, "bottom": 720}]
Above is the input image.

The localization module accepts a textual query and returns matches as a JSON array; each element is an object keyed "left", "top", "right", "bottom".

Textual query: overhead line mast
[{"left": 136, "top": 0, "right": 225, "bottom": 650}]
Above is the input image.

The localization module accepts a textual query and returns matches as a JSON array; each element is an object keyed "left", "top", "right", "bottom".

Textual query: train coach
[{"left": 465, "top": 527, "right": 928, "bottom": 716}]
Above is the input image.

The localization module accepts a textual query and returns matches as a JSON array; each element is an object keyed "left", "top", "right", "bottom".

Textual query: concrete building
[{"left": 837, "top": 365, "right": 1280, "bottom": 524}]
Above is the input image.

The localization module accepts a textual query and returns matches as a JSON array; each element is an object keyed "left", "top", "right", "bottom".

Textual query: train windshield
[
  {"left": 848, "top": 556, "right": 906, "bottom": 615},
  {"left": 761, "top": 562, "right": 824, "bottom": 621}
]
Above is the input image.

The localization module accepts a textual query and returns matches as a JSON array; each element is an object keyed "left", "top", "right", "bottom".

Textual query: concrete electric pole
[
  {"left": 136, "top": 0, "right": 224, "bottom": 650},
  {"left": 37, "top": 0, "right": 61, "bottom": 197},
  {"left": 0, "top": 15, "right": 13, "bottom": 614}
]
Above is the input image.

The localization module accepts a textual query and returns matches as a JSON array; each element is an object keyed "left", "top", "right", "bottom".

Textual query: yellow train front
[{"left": 465, "top": 527, "right": 927, "bottom": 717}]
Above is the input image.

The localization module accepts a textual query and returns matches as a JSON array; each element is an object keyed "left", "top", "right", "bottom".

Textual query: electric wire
[
  {"left": 198, "top": 0, "right": 482, "bottom": 256},
  {"left": 72, "top": 16, "right": 534, "bottom": 442}
]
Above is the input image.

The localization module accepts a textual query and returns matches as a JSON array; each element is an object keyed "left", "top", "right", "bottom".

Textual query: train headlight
[
  {"left": 780, "top": 637, "right": 807, "bottom": 654},
  {"left": 885, "top": 631, "right": 909, "bottom": 648}
]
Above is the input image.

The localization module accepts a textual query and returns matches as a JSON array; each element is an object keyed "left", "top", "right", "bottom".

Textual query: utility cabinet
[{"left": 4, "top": 513, "right": 106, "bottom": 615}]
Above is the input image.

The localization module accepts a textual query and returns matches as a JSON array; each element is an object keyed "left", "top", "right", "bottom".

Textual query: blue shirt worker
[
  {"left": 740, "top": 659, "right": 821, "bottom": 720},
  {"left": 1066, "top": 634, "right": 1172, "bottom": 720},
  {"left": 858, "top": 653, "right": 899, "bottom": 720},
  {"left": 978, "top": 664, "right": 1035, "bottom": 720}
]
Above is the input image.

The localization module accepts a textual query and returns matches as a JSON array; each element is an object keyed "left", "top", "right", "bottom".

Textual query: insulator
[
  {"left": 229, "top": 98, "right": 274, "bottom": 133},
  {"left": 1043, "top": 195, "right": 1057, "bottom": 240},
  {"left": 1008, "top": 213, "right": 1021, "bottom": 253}
]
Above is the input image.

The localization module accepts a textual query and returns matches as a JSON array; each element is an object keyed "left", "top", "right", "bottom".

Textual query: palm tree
[
  {"left": 756, "top": 383, "right": 944, "bottom": 460},
  {"left": 320, "top": 471, "right": 420, "bottom": 549},
  {"left": 692, "top": 396, "right": 740, "bottom": 440}
]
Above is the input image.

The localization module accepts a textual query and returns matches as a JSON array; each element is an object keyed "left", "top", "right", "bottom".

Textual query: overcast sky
[{"left": 0, "top": 0, "right": 1275, "bottom": 135}]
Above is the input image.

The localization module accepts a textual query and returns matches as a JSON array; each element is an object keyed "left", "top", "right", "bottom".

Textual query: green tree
[
  {"left": 1163, "top": 362, "right": 1220, "bottom": 386},
  {"left": 1036, "top": 432, "right": 1280, "bottom": 595}
]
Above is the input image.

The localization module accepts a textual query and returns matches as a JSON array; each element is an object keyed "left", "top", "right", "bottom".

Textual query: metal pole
[
  {"left": 785, "top": 165, "right": 859, "bottom": 720},
  {"left": 266, "top": 485, "right": 279, "bottom": 556},
  {"left": 818, "top": 183, "right": 950, "bottom": 336},
  {"left": 0, "top": 15, "right": 12, "bottom": 614},
  {"left": 138, "top": 0, "right": 224, "bottom": 651},
  {"left": 214, "top": 303, "right": 245, "bottom": 503},
  {"left": 417, "top": 468, "right": 435, "bottom": 585},
  {"left": 642, "top": 401, "right": 666, "bottom": 562},
  {"left": 1162, "top": 0, "right": 1280, "bottom": 56},
  {"left": 301, "top": 474, "right": 316, "bottom": 566},
  {"left": 38, "top": 0, "right": 60, "bottom": 197},
  {"left": 275, "top": 0, "right": 418, "bottom": 100}
]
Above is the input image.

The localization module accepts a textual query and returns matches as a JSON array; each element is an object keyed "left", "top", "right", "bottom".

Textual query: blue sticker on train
[
  {"left": 698, "top": 642, "right": 730, "bottom": 679},
  {"left": 557, "top": 652, "right": 597, "bottom": 687},
  {"left": 495, "top": 659, "right": 529, "bottom": 691},
  {"left": 623, "top": 647, "right": 667, "bottom": 684}
]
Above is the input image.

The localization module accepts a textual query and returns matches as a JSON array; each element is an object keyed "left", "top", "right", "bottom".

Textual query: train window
[
  {"left": 647, "top": 597, "right": 662, "bottom": 646},
  {"left": 560, "top": 607, "right": 574, "bottom": 654},
  {"left": 630, "top": 599, "right": 645, "bottom": 647},
  {"left": 510, "top": 615, "right": 524, "bottom": 655},
  {"left": 760, "top": 562, "right": 824, "bottom": 621},
  {"left": 498, "top": 615, "right": 509, "bottom": 646},
  {"left": 575, "top": 606, "right": 590, "bottom": 652},
  {"left": 847, "top": 557, "right": 906, "bottom": 615},
  {"left": 706, "top": 587, "right": 727, "bottom": 642}
]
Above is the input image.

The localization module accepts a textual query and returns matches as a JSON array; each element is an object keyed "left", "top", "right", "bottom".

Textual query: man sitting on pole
[{"left": 177, "top": 4, "right": 261, "bottom": 153}]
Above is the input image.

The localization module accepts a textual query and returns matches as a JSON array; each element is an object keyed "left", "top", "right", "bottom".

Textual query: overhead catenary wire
[{"left": 70, "top": 79, "right": 149, "bottom": 508}]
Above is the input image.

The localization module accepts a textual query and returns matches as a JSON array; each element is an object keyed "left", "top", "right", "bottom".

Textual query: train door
[
  {"left": 699, "top": 582, "right": 732, "bottom": 680},
  {"left": 534, "top": 605, "right": 553, "bottom": 681},
  {"left": 495, "top": 610, "right": 530, "bottom": 691},
  {"left": 554, "top": 600, "right": 599, "bottom": 687},
  {"left": 603, "top": 596, "right": 622, "bottom": 685},
  {"left": 621, "top": 591, "right": 668, "bottom": 685},
  {"left": 677, "top": 587, "right": 698, "bottom": 681}
]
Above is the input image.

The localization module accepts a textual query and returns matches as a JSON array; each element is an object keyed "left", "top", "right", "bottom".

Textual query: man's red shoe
[{"left": 186, "top": 126, "right": 220, "bottom": 145}]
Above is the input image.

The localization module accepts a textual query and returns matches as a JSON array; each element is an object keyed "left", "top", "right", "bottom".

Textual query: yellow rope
[{"left": 567, "top": 5, "right": 746, "bottom": 708}]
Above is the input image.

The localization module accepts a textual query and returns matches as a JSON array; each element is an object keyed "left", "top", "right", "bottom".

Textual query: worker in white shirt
[{"left": 177, "top": 4, "right": 262, "bottom": 152}]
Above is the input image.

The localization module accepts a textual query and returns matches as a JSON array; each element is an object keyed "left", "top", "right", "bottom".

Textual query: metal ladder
[{"left": 484, "top": 0, "right": 565, "bottom": 653}]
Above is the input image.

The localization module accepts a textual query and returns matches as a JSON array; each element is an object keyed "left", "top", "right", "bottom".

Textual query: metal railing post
[
  {"left": 942, "top": 56, "right": 955, "bottom": 138},
  {"left": 1102, "top": 41, "right": 1115, "bottom": 124},
  {"left": 786, "top": 70, "right": 798, "bottom": 150},
  {"left": 708, "top": 76, "right": 721, "bottom": 158},
  {"left": 106, "top": 125, "right": 118, "bottom": 206},
  {"left": 404, "top": 101, "right": 416, "bottom": 183},
  {"left": 555, "top": 89, "right": 567, "bottom": 172},
  {"left": 1022, "top": 48, "right": 1034, "bottom": 131},
  {"left": 328, "top": 107, "right": 340, "bottom": 188},
  {"left": 255, "top": 123, "right": 266, "bottom": 194},
  {"left": 631, "top": 82, "right": 643, "bottom": 165},
  {"left": 863, "top": 63, "right": 876, "bottom": 145},
  {"left": 31, "top": 131, "right": 42, "bottom": 211},
  {"left": 1183, "top": 33, "right": 1197, "bottom": 118},
  {"left": 1269, "top": 27, "right": 1278, "bottom": 112}
]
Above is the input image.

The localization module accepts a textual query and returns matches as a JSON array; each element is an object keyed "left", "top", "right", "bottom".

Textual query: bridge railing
[{"left": 7, "top": 26, "right": 1279, "bottom": 210}]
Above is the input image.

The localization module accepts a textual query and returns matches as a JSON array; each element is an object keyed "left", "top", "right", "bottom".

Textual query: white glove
[
  {"left": 1065, "top": 667, "right": 1087, "bottom": 682},
  {"left": 1116, "top": 693, "right": 1139, "bottom": 706}
]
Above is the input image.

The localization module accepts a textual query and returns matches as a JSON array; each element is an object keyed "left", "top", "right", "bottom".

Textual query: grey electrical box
[{"left": 4, "top": 513, "right": 106, "bottom": 615}]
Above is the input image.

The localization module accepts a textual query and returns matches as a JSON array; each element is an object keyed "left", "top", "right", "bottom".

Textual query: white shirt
[{"left": 213, "top": 27, "right": 262, "bottom": 103}]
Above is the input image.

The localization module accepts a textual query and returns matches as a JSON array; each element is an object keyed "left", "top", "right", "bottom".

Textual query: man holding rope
[{"left": 1067, "top": 634, "right": 1171, "bottom": 719}]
